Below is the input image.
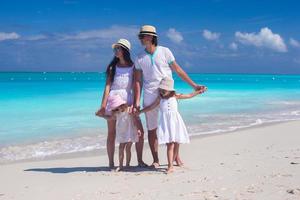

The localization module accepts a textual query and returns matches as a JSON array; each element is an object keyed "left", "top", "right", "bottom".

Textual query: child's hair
[
  {"left": 105, "top": 46, "right": 133, "bottom": 83},
  {"left": 159, "top": 89, "right": 176, "bottom": 99},
  {"left": 112, "top": 103, "right": 128, "bottom": 112}
]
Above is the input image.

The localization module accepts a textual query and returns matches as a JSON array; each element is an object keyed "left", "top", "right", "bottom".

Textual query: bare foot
[
  {"left": 115, "top": 167, "right": 123, "bottom": 172},
  {"left": 150, "top": 162, "right": 160, "bottom": 169},
  {"left": 137, "top": 161, "right": 149, "bottom": 168},
  {"left": 175, "top": 158, "right": 184, "bottom": 167},
  {"left": 166, "top": 167, "right": 174, "bottom": 174},
  {"left": 109, "top": 163, "right": 115, "bottom": 170},
  {"left": 175, "top": 161, "right": 184, "bottom": 167}
]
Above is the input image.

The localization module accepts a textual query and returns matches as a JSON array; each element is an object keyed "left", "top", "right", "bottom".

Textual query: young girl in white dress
[
  {"left": 139, "top": 77, "right": 206, "bottom": 173},
  {"left": 99, "top": 94, "right": 143, "bottom": 171}
]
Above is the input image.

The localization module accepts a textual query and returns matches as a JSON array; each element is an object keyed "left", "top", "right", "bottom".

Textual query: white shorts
[{"left": 143, "top": 91, "right": 159, "bottom": 131}]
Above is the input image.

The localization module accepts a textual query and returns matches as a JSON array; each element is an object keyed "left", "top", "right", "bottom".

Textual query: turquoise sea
[{"left": 1, "top": 72, "right": 300, "bottom": 163}]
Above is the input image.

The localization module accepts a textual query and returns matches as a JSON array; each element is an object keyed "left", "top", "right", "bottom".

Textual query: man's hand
[{"left": 194, "top": 85, "right": 207, "bottom": 92}]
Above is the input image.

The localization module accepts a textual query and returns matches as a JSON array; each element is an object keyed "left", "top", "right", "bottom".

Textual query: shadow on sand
[{"left": 24, "top": 165, "right": 166, "bottom": 174}]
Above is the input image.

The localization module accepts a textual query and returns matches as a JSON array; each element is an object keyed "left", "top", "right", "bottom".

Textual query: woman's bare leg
[{"left": 106, "top": 119, "right": 116, "bottom": 168}]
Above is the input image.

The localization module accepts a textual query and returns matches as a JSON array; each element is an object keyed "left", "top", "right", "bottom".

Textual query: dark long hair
[{"left": 106, "top": 46, "right": 133, "bottom": 83}]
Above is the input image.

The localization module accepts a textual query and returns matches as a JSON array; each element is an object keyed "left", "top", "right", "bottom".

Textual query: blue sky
[{"left": 0, "top": 0, "right": 300, "bottom": 74}]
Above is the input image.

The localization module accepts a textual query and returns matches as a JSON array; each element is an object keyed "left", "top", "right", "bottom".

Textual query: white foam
[{"left": 0, "top": 135, "right": 106, "bottom": 163}]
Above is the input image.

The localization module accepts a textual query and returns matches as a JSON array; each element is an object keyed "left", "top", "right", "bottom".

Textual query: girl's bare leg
[
  {"left": 166, "top": 143, "right": 175, "bottom": 173},
  {"left": 116, "top": 143, "right": 126, "bottom": 172},
  {"left": 107, "top": 119, "right": 116, "bottom": 168},
  {"left": 125, "top": 142, "right": 133, "bottom": 167},
  {"left": 174, "top": 143, "right": 184, "bottom": 167}
]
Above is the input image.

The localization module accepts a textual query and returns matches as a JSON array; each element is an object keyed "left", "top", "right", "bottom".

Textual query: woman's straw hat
[
  {"left": 139, "top": 25, "right": 157, "bottom": 37},
  {"left": 112, "top": 38, "right": 131, "bottom": 51},
  {"left": 159, "top": 77, "right": 175, "bottom": 91}
]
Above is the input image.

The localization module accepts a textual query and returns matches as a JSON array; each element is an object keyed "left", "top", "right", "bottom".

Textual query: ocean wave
[
  {"left": 187, "top": 111, "right": 300, "bottom": 137},
  {"left": 0, "top": 135, "right": 106, "bottom": 164},
  {"left": 2, "top": 110, "right": 300, "bottom": 164}
]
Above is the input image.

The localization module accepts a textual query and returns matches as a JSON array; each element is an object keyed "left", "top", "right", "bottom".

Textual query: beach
[{"left": 1, "top": 121, "right": 300, "bottom": 200}]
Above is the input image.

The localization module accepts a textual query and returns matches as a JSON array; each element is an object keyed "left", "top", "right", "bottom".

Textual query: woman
[{"left": 96, "top": 39, "right": 146, "bottom": 168}]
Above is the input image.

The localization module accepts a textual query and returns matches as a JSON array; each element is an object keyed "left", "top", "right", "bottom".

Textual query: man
[{"left": 134, "top": 25, "right": 205, "bottom": 168}]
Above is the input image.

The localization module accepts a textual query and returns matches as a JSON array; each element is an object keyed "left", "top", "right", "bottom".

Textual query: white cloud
[
  {"left": 0, "top": 32, "right": 20, "bottom": 41},
  {"left": 290, "top": 38, "right": 300, "bottom": 48},
  {"left": 229, "top": 42, "right": 238, "bottom": 50},
  {"left": 235, "top": 27, "right": 287, "bottom": 52},
  {"left": 25, "top": 34, "right": 47, "bottom": 41},
  {"left": 166, "top": 28, "right": 183, "bottom": 44},
  {"left": 202, "top": 29, "right": 220, "bottom": 41},
  {"left": 62, "top": 25, "right": 139, "bottom": 40},
  {"left": 294, "top": 58, "right": 300, "bottom": 64}
]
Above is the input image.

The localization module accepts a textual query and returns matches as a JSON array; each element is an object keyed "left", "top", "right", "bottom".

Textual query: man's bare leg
[{"left": 148, "top": 128, "right": 159, "bottom": 168}]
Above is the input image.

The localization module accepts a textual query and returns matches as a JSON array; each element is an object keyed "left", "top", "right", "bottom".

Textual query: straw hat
[
  {"left": 111, "top": 38, "right": 131, "bottom": 51},
  {"left": 159, "top": 77, "right": 175, "bottom": 91},
  {"left": 107, "top": 94, "right": 127, "bottom": 111},
  {"left": 139, "top": 25, "right": 157, "bottom": 37}
]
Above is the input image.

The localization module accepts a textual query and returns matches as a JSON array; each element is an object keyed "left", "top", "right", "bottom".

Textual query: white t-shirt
[{"left": 134, "top": 46, "right": 175, "bottom": 97}]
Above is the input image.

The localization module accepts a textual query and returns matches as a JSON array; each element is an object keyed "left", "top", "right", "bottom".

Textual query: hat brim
[
  {"left": 111, "top": 43, "right": 130, "bottom": 51},
  {"left": 138, "top": 32, "right": 158, "bottom": 37}
]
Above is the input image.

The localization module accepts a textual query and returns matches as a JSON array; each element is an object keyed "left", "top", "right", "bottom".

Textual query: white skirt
[{"left": 157, "top": 111, "right": 190, "bottom": 144}]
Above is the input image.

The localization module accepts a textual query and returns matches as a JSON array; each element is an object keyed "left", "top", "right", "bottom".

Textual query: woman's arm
[
  {"left": 96, "top": 71, "right": 112, "bottom": 115},
  {"left": 175, "top": 89, "right": 206, "bottom": 100},
  {"left": 96, "top": 114, "right": 115, "bottom": 121},
  {"left": 139, "top": 96, "right": 160, "bottom": 114}
]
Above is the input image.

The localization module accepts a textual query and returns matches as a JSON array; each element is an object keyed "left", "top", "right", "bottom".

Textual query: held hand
[
  {"left": 132, "top": 105, "right": 140, "bottom": 115},
  {"left": 194, "top": 85, "right": 207, "bottom": 91},
  {"left": 128, "top": 105, "right": 134, "bottom": 114},
  {"left": 95, "top": 107, "right": 106, "bottom": 117},
  {"left": 137, "top": 130, "right": 142, "bottom": 137}
]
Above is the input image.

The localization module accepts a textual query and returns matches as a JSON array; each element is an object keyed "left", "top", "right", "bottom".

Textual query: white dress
[
  {"left": 115, "top": 111, "right": 139, "bottom": 143},
  {"left": 106, "top": 65, "right": 134, "bottom": 111},
  {"left": 157, "top": 97, "right": 190, "bottom": 144}
]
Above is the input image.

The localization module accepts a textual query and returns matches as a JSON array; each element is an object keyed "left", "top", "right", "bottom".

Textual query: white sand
[{"left": 1, "top": 121, "right": 300, "bottom": 200}]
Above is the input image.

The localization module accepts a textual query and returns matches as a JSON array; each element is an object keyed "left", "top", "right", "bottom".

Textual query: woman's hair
[
  {"left": 106, "top": 47, "right": 133, "bottom": 82},
  {"left": 152, "top": 36, "right": 158, "bottom": 46}
]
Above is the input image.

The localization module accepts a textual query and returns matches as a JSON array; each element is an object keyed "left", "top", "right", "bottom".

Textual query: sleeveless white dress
[
  {"left": 106, "top": 65, "right": 138, "bottom": 143},
  {"left": 115, "top": 111, "right": 139, "bottom": 143},
  {"left": 157, "top": 97, "right": 190, "bottom": 144},
  {"left": 107, "top": 65, "right": 134, "bottom": 107}
]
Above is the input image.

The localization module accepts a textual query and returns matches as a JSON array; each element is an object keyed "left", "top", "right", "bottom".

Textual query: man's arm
[
  {"left": 96, "top": 72, "right": 112, "bottom": 116},
  {"left": 170, "top": 61, "right": 205, "bottom": 91}
]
